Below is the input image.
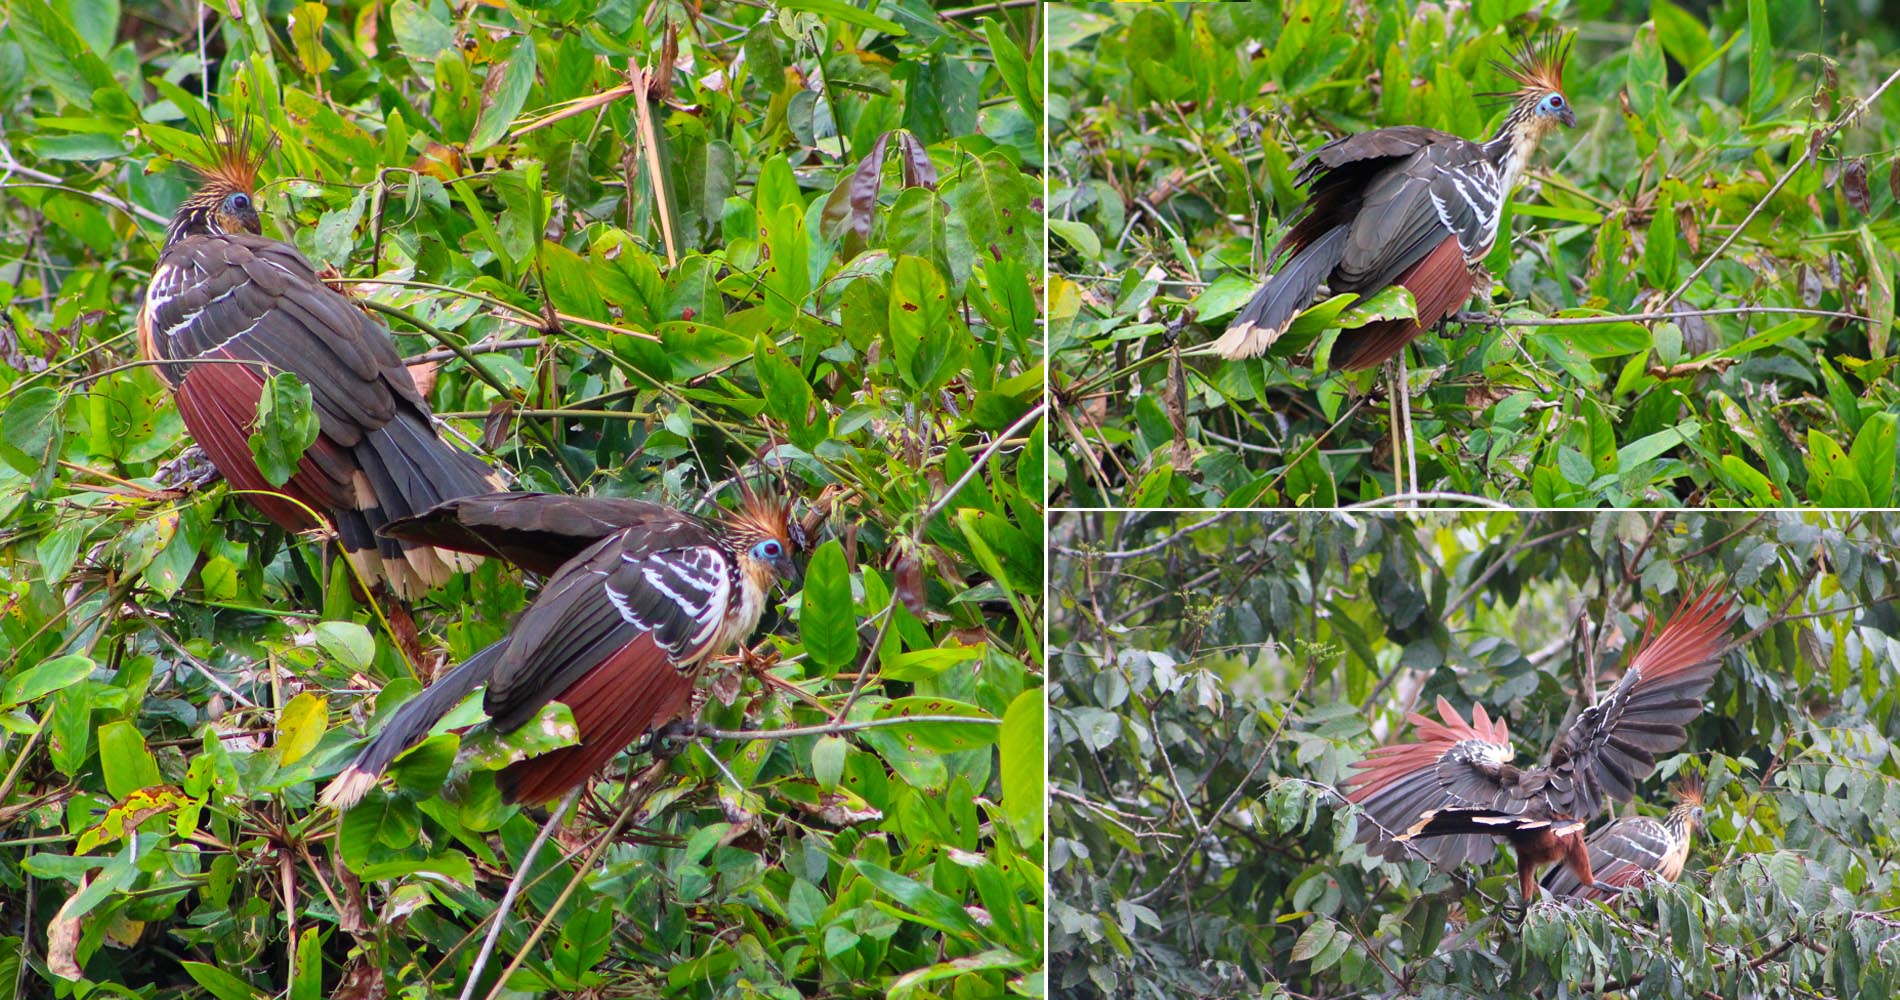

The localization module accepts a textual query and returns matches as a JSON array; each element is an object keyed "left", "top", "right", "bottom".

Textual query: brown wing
[
  {"left": 483, "top": 518, "right": 734, "bottom": 731},
  {"left": 480, "top": 519, "right": 740, "bottom": 803},
  {"left": 143, "top": 233, "right": 503, "bottom": 595},
  {"left": 1540, "top": 815, "right": 1673, "bottom": 900},
  {"left": 1344, "top": 696, "right": 1524, "bottom": 869},
  {"left": 496, "top": 632, "right": 697, "bottom": 804},
  {"left": 379, "top": 493, "right": 693, "bottom": 575},
  {"left": 1540, "top": 586, "right": 1737, "bottom": 820}
]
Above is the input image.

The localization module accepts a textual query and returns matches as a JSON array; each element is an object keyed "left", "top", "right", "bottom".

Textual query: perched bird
[
  {"left": 138, "top": 125, "right": 503, "bottom": 598},
  {"left": 1213, "top": 34, "right": 1576, "bottom": 370},
  {"left": 1541, "top": 775, "right": 1705, "bottom": 902},
  {"left": 320, "top": 487, "right": 807, "bottom": 808},
  {"left": 1344, "top": 585, "right": 1737, "bottom": 905}
]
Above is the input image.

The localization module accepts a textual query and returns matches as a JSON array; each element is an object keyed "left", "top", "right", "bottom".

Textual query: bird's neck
[
  {"left": 1481, "top": 105, "right": 1550, "bottom": 198},
  {"left": 1666, "top": 804, "right": 1698, "bottom": 840}
]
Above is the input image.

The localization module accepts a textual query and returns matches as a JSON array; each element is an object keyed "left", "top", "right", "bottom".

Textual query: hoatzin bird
[
  {"left": 1212, "top": 34, "right": 1576, "bottom": 370},
  {"left": 319, "top": 487, "right": 807, "bottom": 808},
  {"left": 139, "top": 127, "right": 503, "bottom": 598},
  {"left": 1345, "top": 585, "right": 1736, "bottom": 906},
  {"left": 1541, "top": 775, "right": 1705, "bottom": 902}
]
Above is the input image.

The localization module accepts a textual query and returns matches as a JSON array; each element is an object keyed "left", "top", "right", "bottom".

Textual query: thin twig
[
  {"left": 459, "top": 788, "right": 579, "bottom": 1000},
  {"left": 1454, "top": 305, "right": 1872, "bottom": 328},
  {"left": 1663, "top": 63, "right": 1900, "bottom": 310}
]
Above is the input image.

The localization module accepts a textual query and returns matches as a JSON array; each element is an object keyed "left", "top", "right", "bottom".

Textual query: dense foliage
[
  {"left": 0, "top": 0, "right": 1045, "bottom": 996},
  {"left": 1050, "top": 511, "right": 1900, "bottom": 998},
  {"left": 1048, "top": 0, "right": 1900, "bottom": 507}
]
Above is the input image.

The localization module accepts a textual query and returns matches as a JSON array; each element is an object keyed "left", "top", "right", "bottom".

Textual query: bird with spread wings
[{"left": 1344, "top": 585, "right": 1737, "bottom": 906}]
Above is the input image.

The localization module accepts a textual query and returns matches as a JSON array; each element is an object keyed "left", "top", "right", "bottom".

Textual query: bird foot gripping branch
[
  {"left": 1344, "top": 585, "right": 1737, "bottom": 912},
  {"left": 1213, "top": 32, "right": 1576, "bottom": 371}
]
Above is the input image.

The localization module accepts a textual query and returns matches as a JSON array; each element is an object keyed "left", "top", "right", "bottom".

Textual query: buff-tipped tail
[
  {"left": 320, "top": 640, "right": 507, "bottom": 809},
  {"left": 1211, "top": 224, "right": 1350, "bottom": 360}
]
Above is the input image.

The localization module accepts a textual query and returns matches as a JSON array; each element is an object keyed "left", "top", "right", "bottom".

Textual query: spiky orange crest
[
  {"left": 192, "top": 118, "right": 272, "bottom": 197},
  {"left": 1672, "top": 772, "right": 1706, "bottom": 807},
  {"left": 726, "top": 479, "right": 804, "bottom": 553},
  {"left": 1493, "top": 30, "right": 1572, "bottom": 98}
]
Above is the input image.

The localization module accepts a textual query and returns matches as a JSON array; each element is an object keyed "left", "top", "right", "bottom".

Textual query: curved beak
[
  {"left": 773, "top": 553, "right": 800, "bottom": 589},
  {"left": 1559, "top": 107, "right": 1577, "bottom": 129}
]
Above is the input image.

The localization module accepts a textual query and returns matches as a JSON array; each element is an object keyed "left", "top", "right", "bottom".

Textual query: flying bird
[
  {"left": 1213, "top": 34, "right": 1576, "bottom": 370},
  {"left": 1344, "top": 585, "right": 1737, "bottom": 906}
]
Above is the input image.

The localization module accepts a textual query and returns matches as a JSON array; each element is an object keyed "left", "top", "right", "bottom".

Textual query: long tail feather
[
  {"left": 1211, "top": 224, "right": 1349, "bottom": 359},
  {"left": 320, "top": 640, "right": 508, "bottom": 809}
]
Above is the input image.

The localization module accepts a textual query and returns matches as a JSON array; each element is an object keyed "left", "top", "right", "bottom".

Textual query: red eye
[{"left": 1550, "top": 94, "right": 1565, "bottom": 107}]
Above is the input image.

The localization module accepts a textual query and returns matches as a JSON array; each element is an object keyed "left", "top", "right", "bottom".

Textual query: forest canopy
[{"left": 1050, "top": 511, "right": 1900, "bottom": 999}]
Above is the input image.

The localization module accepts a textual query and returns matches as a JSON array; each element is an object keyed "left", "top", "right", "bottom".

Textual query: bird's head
[
  {"left": 726, "top": 481, "right": 807, "bottom": 588},
  {"left": 164, "top": 120, "right": 269, "bottom": 248},
  {"left": 1493, "top": 31, "right": 1577, "bottom": 135},
  {"left": 1672, "top": 772, "right": 1706, "bottom": 830}
]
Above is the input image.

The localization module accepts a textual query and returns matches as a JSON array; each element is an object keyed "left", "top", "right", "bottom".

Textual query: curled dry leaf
[
  {"left": 1844, "top": 158, "right": 1871, "bottom": 216},
  {"left": 47, "top": 873, "right": 88, "bottom": 980}
]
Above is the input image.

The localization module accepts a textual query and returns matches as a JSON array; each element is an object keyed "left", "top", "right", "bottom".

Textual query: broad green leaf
[
  {"left": 182, "top": 962, "right": 264, "bottom": 1000},
  {"left": 799, "top": 540, "right": 857, "bottom": 674},
  {"left": 290, "top": 3, "right": 333, "bottom": 76},
  {"left": 468, "top": 37, "right": 537, "bottom": 151},
  {"left": 778, "top": 0, "right": 904, "bottom": 35},
  {"left": 4, "top": 654, "right": 93, "bottom": 708},
  {"left": 248, "top": 373, "right": 320, "bottom": 489},
  {"left": 312, "top": 621, "right": 374, "bottom": 673},
  {"left": 999, "top": 688, "right": 1043, "bottom": 846},
  {"left": 1747, "top": 0, "right": 1774, "bottom": 119},
  {"left": 97, "top": 722, "right": 161, "bottom": 800}
]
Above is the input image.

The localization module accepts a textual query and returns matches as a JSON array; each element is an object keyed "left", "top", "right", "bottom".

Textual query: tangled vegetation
[
  {"left": 1049, "top": 1, "right": 1900, "bottom": 507},
  {"left": 1050, "top": 511, "right": 1900, "bottom": 998},
  {"left": 0, "top": 0, "right": 1045, "bottom": 995}
]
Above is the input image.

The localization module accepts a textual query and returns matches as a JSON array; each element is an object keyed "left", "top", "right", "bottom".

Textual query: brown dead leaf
[
  {"left": 47, "top": 874, "right": 89, "bottom": 980},
  {"left": 405, "top": 359, "right": 439, "bottom": 398}
]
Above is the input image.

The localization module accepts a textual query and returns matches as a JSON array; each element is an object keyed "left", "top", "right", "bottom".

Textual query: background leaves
[
  {"left": 1050, "top": 511, "right": 1900, "bottom": 999},
  {"left": 0, "top": 0, "right": 1044, "bottom": 995},
  {"left": 1048, "top": 1, "right": 1900, "bottom": 507}
]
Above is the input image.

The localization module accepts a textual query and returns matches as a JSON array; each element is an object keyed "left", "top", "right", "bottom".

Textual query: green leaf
[
  {"left": 869, "top": 697, "right": 1000, "bottom": 753},
  {"left": 887, "top": 255, "right": 968, "bottom": 393},
  {"left": 811, "top": 735, "right": 847, "bottom": 790},
  {"left": 753, "top": 334, "right": 825, "bottom": 450},
  {"left": 1047, "top": 218, "right": 1101, "bottom": 259},
  {"left": 97, "top": 721, "right": 161, "bottom": 800},
  {"left": 1861, "top": 226, "right": 1894, "bottom": 359},
  {"left": 9, "top": 0, "right": 122, "bottom": 110},
  {"left": 182, "top": 962, "right": 265, "bottom": 1000},
  {"left": 1, "top": 386, "right": 65, "bottom": 490},
  {"left": 313, "top": 621, "right": 374, "bottom": 673},
  {"left": 290, "top": 3, "right": 334, "bottom": 76},
  {"left": 799, "top": 540, "right": 857, "bottom": 674},
  {"left": 1644, "top": 195, "right": 1678, "bottom": 289},
  {"left": 998, "top": 688, "right": 1043, "bottom": 846},
  {"left": 469, "top": 37, "right": 537, "bottom": 151},
  {"left": 778, "top": 0, "right": 905, "bottom": 35},
  {"left": 1747, "top": 0, "right": 1774, "bottom": 120},
  {"left": 982, "top": 18, "right": 1039, "bottom": 119},
  {"left": 1851, "top": 413, "right": 1897, "bottom": 506},
  {"left": 4, "top": 654, "right": 94, "bottom": 708},
  {"left": 248, "top": 373, "right": 320, "bottom": 489}
]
